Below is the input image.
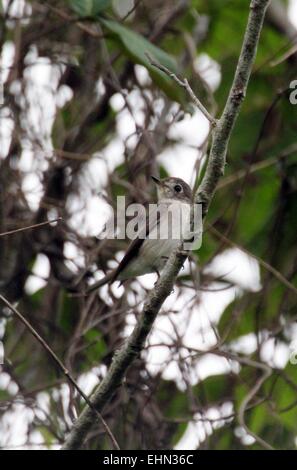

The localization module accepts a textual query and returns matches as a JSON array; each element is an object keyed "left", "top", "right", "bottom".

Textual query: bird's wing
[{"left": 109, "top": 203, "right": 164, "bottom": 283}]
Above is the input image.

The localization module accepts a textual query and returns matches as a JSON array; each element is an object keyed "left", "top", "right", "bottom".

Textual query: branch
[
  {"left": 145, "top": 52, "right": 217, "bottom": 127},
  {"left": 61, "top": 0, "right": 271, "bottom": 449},
  {"left": 208, "top": 223, "right": 297, "bottom": 297},
  {"left": 0, "top": 218, "right": 62, "bottom": 237},
  {"left": 217, "top": 143, "right": 297, "bottom": 189},
  {"left": 196, "top": 0, "right": 271, "bottom": 214},
  {"left": 0, "top": 294, "right": 120, "bottom": 450},
  {"left": 61, "top": 248, "right": 186, "bottom": 449},
  {"left": 190, "top": 347, "right": 274, "bottom": 449},
  {"left": 237, "top": 357, "right": 273, "bottom": 450}
]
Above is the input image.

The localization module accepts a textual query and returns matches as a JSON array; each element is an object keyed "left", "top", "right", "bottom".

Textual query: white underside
[{"left": 118, "top": 200, "right": 191, "bottom": 280}]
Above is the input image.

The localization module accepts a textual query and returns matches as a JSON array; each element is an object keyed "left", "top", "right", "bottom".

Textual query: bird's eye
[{"left": 174, "top": 184, "right": 182, "bottom": 193}]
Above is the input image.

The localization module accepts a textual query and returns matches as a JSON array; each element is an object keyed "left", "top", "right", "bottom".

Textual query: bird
[{"left": 86, "top": 176, "right": 193, "bottom": 293}]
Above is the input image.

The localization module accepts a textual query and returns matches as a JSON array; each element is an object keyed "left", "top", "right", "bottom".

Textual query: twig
[
  {"left": 196, "top": 0, "right": 271, "bottom": 215},
  {"left": 187, "top": 347, "right": 274, "bottom": 449},
  {"left": 0, "top": 295, "right": 120, "bottom": 451},
  {"left": 208, "top": 223, "right": 297, "bottom": 297},
  {"left": 0, "top": 218, "right": 62, "bottom": 237},
  {"left": 145, "top": 52, "right": 217, "bottom": 127},
  {"left": 55, "top": 149, "right": 104, "bottom": 162},
  {"left": 121, "top": 0, "right": 142, "bottom": 22},
  {"left": 217, "top": 143, "right": 297, "bottom": 189},
  {"left": 61, "top": 0, "right": 271, "bottom": 450},
  {"left": 61, "top": 247, "right": 187, "bottom": 449},
  {"left": 270, "top": 42, "right": 297, "bottom": 66},
  {"left": 237, "top": 359, "right": 273, "bottom": 450},
  {"left": 211, "top": 350, "right": 274, "bottom": 450},
  {"left": 46, "top": 4, "right": 103, "bottom": 38}
]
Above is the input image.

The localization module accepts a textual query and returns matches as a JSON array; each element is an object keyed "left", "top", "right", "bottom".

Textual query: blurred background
[{"left": 0, "top": 0, "right": 297, "bottom": 450}]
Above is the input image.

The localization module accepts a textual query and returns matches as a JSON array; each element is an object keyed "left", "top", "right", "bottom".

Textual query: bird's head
[{"left": 151, "top": 176, "right": 192, "bottom": 203}]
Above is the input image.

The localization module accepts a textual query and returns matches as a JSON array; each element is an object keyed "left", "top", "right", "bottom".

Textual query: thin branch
[
  {"left": 0, "top": 295, "right": 120, "bottom": 451},
  {"left": 145, "top": 52, "right": 217, "bottom": 127},
  {"left": 196, "top": 0, "right": 271, "bottom": 215},
  {"left": 237, "top": 361, "right": 273, "bottom": 450},
  {"left": 187, "top": 347, "right": 274, "bottom": 449},
  {"left": 55, "top": 149, "right": 103, "bottom": 161},
  {"left": 121, "top": 0, "right": 142, "bottom": 22},
  {"left": 0, "top": 218, "right": 62, "bottom": 237},
  {"left": 208, "top": 223, "right": 297, "bottom": 297},
  {"left": 46, "top": 4, "right": 103, "bottom": 38},
  {"left": 217, "top": 143, "right": 297, "bottom": 189},
  {"left": 212, "top": 351, "right": 274, "bottom": 450},
  {"left": 61, "top": 0, "right": 271, "bottom": 450},
  {"left": 61, "top": 248, "right": 187, "bottom": 449},
  {"left": 270, "top": 42, "right": 297, "bottom": 66}
]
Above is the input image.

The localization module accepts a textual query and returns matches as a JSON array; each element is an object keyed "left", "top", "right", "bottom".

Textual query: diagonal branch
[
  {"left": 62, "top": 248, "right": 187, "bottom": 449},
  {"left": 196, "top": 0, "right": 271, "bottom": 215},
  {"left": 0, "top": 294, "right": 120, "bottom": 450},
  {"left": 145, "top": 51, "right": 218, "bottom": 127},
  {"left": 0, "top": 218, "right": 62, "bottom": 237},
  {"left": 61, "top": 0, "right": 271, "bottom": 450},
  {"left": 237, "top": 360, "right": 273, "bottom": 450},
  {"left": 208, "top": 223, "right": 297, "bottom": 296}
]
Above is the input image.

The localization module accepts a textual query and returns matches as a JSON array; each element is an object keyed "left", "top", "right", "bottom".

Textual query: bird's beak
[{"left": 151, "top": 175, "right": 161, "bottom": 186}]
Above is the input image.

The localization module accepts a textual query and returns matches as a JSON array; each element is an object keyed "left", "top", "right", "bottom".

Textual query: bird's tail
[{"left": 86, "top": 271, "right": 115, "bottom": 294}]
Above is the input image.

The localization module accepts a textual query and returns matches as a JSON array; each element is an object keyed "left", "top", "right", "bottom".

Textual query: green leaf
[
  {"left": 218, "top": 285, "right": 285, "bottom": 342},
  {"left": 172, "top": 422, "right": 188, "bottom": 447},
  {"left": 197, "top": 374, "right": 230, "bottom": 404},
  {"left": 269, "top": 364, "right": 297, "bottom": 431},
  {"left": 234, "top": 165, "right": 279, "bottom": 248},
  {"left": 157, "top": 380, "right": 188, "bottom": 418},
  {"left": 57, "top": 291, "right": 79, "bottom": 332},
  {"left": 69, "top": 0, "right": 110, "bottom": 17},
  {"left": 207, "top": 427, "right": 235, "bottom": 450},
  {"left": 100, "top": 19, "right": 185, "bottom": 104},
  {"left": 218, "top": 294, "right": 255, "bottom": 341},
  {"left": 38, "top": 426, "right": 56, "bottom": 446},
  {"left": 84, "top": 329, "right": 106, "bottom": 364}
]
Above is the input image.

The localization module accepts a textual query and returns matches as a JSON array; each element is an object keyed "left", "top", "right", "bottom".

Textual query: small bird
[{"left": 87, "top": 176, "right": 193, "bottom": 293}]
